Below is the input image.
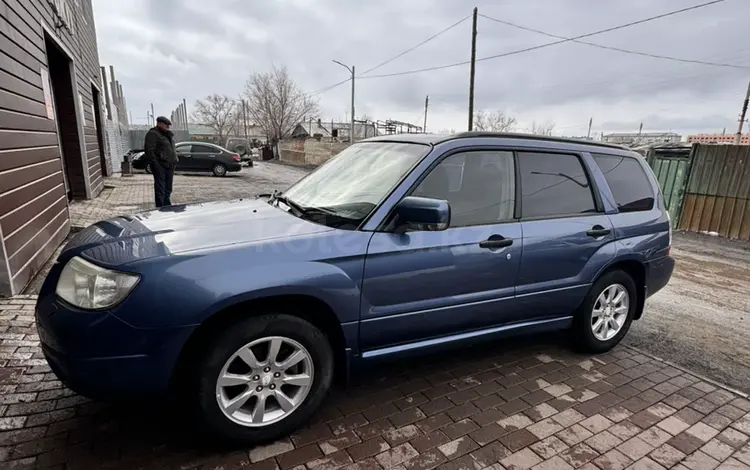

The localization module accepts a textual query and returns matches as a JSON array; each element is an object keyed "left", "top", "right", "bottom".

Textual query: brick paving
[
  {"left": 2, "top": 296, "right": 750, "bottom": 469},
  {"left": 4, "top": 163, "right": 750, "bottom": 469}
]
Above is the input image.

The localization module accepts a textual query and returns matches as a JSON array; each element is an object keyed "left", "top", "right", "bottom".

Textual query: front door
[
  {"left": 360, "top": 150, "right": 522, "bottom": 352},
  {"left": 175, "top": 144, "right": 195, "bottom": 171},
  {"left": 514, "top": 150, "right": 615, "bottom": 319}
]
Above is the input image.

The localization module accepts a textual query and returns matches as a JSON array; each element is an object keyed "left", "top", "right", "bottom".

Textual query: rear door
[
  {"left": 515, "top": 151, "right": 615, "bottom": 319},
  {"left": 191, "top": 144, "right": 220, "bottom": 170}
]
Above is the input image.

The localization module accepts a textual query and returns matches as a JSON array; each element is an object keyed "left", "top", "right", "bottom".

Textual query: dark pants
[{"left": 152, "top": 162, "right": 174, "bottom": 207}]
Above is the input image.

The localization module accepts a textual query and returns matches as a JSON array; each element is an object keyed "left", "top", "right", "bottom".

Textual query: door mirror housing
[{"left": 392, "top": 196, "right": 450, "bottom": 233}]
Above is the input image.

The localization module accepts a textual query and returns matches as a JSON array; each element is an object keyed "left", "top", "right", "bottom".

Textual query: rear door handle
[
  {"left": 586, "top": 225, "right": 611, "bottom": 237},
  {"left": 479, "top": 235, "right": 513, "bottom": 249}
]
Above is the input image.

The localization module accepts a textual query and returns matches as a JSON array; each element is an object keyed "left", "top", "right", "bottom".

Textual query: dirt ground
[{"left": 625, "top": 232, "right": 750, "bottom": 394}]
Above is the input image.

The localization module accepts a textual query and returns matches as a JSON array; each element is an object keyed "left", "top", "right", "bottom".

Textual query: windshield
[{"left": 281, "top": 142, "right": 429, "bottom": 225}]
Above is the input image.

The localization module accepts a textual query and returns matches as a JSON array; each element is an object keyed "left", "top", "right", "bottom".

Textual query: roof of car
[{"left": 361, "top": 131, "right": 630, "bottom": 151}]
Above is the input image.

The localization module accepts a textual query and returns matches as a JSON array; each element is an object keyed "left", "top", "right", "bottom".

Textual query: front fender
[{"left": 111, "top": 256, "right": 364, "bottom": 329}]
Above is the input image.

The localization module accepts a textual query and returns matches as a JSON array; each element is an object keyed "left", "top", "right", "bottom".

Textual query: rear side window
[
  {"left": 593, "top": 154, "right": 655, "bottom": 212},
  {"left": 192, "top": 145, "right": 216, "bottom": 154},
  {"left": 518, "top": 152, "right": 597, "bottom": 218}
]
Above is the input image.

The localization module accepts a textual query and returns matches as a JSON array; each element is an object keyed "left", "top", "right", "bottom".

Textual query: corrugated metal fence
[
  {"left": 646, "top": 146, "right": 693, "bottom": 229},
  {"left": 676, "top": 144, "right": 750, "bottom": 240},
  {"left": 128, "top": 130, "right": 190, "bottom": 150}
]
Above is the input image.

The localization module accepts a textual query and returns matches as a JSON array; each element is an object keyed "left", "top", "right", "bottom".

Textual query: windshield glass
[{"left": 281, "top": 142, "right": 429, "bottom": 225}]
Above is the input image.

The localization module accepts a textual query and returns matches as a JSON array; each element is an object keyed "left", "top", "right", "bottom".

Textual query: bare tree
[
  {"left": 244, "top": 66, "right": 319, "bottom": 146},
  {"left": 437, "top": 128, "right": 458, "bottom": 134},
  {"left": 530, "top": 120, "right": 555, "bottom": 136},
  {"left": 473, "top": 110, "right": 517, "bottom": 132},
  {"left": 192, "top": 94, "right": 237, "bottom": 143}
]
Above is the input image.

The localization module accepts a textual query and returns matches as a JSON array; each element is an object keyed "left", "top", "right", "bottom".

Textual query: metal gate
[
  {"left": 645, "top": 146, "right": 693, "bottom": 228},
  {"left": 678, "top": 144, "right": 750, "bottom": 240}
]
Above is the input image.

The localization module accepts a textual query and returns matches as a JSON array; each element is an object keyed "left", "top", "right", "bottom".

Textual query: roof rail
[{"left": 449, "top": 131, "right": 629, "bottom": 150}]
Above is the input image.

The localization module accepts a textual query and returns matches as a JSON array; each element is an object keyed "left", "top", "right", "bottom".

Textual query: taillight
[{"left": 232, "top": 154, "right": 240, "bottom": 161}]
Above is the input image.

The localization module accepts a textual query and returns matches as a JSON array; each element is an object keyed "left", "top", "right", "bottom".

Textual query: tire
[
  {"left": 571, "top": 270, "right": 637, "bottom": 353},
  {"left": 194, "top": 314, "right": 334, "bottom": 443},
  {"left": 212, "top": 164, "right": 227, "bottom": 177},
  {"left": 145, "top": 163, "right": 152, "bottom": 174}
]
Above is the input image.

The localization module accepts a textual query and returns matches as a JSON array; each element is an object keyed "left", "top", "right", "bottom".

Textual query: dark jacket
[{"left": 144, "top": 127, "right": 178, "bottom": 167}]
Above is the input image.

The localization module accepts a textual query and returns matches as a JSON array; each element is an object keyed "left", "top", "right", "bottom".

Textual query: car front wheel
[
  {"left": 572, "top": 269, "right": 636, "bottom": 353},
  {"left": 194, "top": 314, "right": 334, "bottom": 443},
  {"left": 145, "top": 163, "right": 152, "bottom": 174}
]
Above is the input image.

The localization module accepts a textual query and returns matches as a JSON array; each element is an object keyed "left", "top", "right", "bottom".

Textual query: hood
[{"left": 63, "top": 198, "right": 333, "bottom": 267}]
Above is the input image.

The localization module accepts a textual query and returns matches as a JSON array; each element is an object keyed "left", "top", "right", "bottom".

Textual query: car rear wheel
[
  {"left": 572, "top": 270, "right": 636, "bottom": 353},
  {"left": 212, "top": 164, "right": 227, "bottom": 177},
  {"left": 145, "top": 163, "right": 152, "bottom": 174},
  {"left": 193, "top": 314, "right": 334, "bottom": 443}
]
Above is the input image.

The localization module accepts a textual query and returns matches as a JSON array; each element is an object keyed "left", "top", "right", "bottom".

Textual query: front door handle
[
  {"left": 479, "top": 235, "right": 513, "bottom": 249},
  {"left": 586, "top": 225, "right": 611, "bottom": 237}
]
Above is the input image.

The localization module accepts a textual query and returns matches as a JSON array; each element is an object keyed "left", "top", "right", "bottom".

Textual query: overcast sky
[{"left": 91, "top": 0, "right": 750, "bottom": 138}]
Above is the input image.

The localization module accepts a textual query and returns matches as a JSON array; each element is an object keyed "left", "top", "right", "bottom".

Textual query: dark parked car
[
  {"left": 36, "top": 132, "right": 674, "bottom": 443},
  {"left": 132, "top": 142, "right": 243, "bottom": 176}
]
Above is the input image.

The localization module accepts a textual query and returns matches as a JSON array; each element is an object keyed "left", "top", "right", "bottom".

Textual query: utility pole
[
  {"left": 424, "top": 95, "right": 429, "bottom": 132},
  {"left": 468, "top": 7, "right": 478, "bottom": 131},
  {"left": 734, "top": 80, "right": 750, "bottom": 145},
  {"left": 333, "top": 60, "right": 355, "bottom": 143},
  {"left": 150, "top": 103, "right": 155, "bottom": 125},
  {"left": 587, "top": 117, "right": 593, "bottom": 139}
]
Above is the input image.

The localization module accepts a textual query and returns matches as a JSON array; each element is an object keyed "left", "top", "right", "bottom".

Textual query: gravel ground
[{"left": 625, "top": 232, "right": 750, "bottom": 394}]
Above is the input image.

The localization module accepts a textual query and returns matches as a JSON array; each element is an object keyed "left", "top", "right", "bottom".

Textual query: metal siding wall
[
  {"left": 678, "top": 144, "right": 750, "bottom": 240},
  {"left": 0, "top": 0, "right": 104, "bottom": 295}
]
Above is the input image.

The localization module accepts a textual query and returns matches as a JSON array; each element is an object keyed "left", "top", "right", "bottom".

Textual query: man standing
[{"left": 144, "top": 116, "right": 178, "bottom": 207}]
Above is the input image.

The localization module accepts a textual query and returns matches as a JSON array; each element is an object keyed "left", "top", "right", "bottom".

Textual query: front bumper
[{"left": 35, "top": 293, "right": 194, "bottom": 399}]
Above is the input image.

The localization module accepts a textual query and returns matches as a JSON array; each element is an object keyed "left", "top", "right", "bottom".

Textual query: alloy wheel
[
  {"left": 215, "top": 336, "right": 314, "bottom": 427},
  {"left": 591, "top": 283, "right": 629, "bottom": 341}
]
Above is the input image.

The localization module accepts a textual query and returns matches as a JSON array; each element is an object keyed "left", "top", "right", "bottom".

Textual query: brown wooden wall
[
  {"left": 678, "top": 144, "right": 750, "bottom": 241},
  {"left": 0, "top": 0, "right": 105, "bottom": 296}
]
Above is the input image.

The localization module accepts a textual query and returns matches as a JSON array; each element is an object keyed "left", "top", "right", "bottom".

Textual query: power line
[
  {"left": 360, "top": 14, "right": 471, "bottom": 76},
  {"left": 310, "top": 78, "right": 351, "bottom": 96},
  {"left": 309, "top": 13, "right": 471, "bottom": 96},
  {"left": 479, "top": 13, "right": 750, "bottom": 70},
  {"left": 359, "top": 0, "right": 730, "bottom": 80}
]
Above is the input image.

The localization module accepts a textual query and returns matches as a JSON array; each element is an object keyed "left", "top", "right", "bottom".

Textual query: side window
[
  {"left": 412, "top": 151, "right": 515, "bottom": 227},
  {"left": 592, "top": 153, "right": 655, "bottom": 212},
  {"left": 192, "top": 144, "right": 215, "bottom": 154},
  {"left": 518, "top": 152, "right": 596, "bottom": 218},
  {"left": 176, "top": 145, "right": 191, "bottom": 154}
]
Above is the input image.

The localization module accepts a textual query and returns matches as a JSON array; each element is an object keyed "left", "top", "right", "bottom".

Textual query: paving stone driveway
[{"left": 2, "top": 294, "right": 750, "bottom": 469}]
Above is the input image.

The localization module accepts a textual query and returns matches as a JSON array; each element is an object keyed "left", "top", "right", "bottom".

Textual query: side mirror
[{"left": 392, "top": 196, "right": 450, "bottom": 233}]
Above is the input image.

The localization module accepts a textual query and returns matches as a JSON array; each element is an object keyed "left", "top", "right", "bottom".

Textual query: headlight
[{"left": 56, "top": 256, "right": 140, "bottom": 310}]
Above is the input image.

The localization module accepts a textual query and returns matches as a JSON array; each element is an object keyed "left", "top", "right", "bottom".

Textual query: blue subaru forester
[{"left": 36, "top": 132, "right": 674, "bottom": 443}]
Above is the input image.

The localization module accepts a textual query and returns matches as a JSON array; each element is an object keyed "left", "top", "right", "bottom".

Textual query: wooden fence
[{"left": 676, "top": 144, "right": 750, "bottom": 240}]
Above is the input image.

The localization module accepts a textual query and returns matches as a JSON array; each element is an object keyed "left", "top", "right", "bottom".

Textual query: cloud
[{"left": 92, "top": 0, "right": 750, "bottom": 137}]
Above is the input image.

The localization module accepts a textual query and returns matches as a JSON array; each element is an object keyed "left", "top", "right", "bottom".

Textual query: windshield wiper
[{"left": 272, "top": 193, "right": 307, "bottom": 216}]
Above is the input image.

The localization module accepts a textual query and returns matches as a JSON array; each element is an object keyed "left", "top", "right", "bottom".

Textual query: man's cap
[{"left": 156, "top": 116, "right": 172, "bottom": 125}]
